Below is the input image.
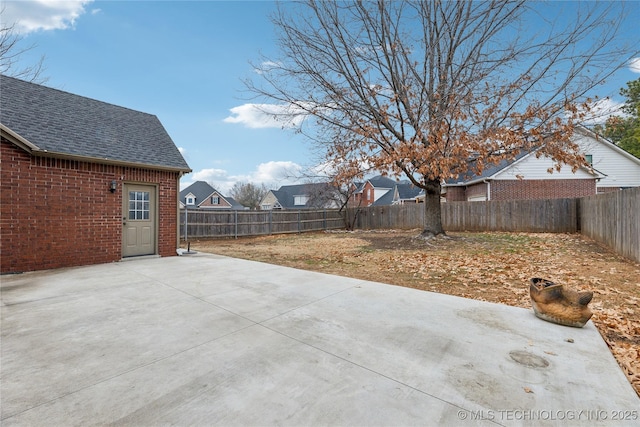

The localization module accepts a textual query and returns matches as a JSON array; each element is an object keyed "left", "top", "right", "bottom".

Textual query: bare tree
[
  {"left": 229, "top": 181, "right": 268, "bottom": 210},
  {"left": 0, "top": 6, "right": 46, "bottom": 83},
  {"left": 247, "top": 0, "right": 638, "bottom": 237}
]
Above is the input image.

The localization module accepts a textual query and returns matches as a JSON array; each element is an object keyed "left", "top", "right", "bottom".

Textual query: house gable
[
  {"left": 260, "top": 190, "right": 281, "bottom": 210},
  {"left": 198, "top": 191, "right": 233, "bottom": 209},
  {"left": 260, "top": 183, "right": 338, "bottom": 210},
  {"left": 572, "top": 127, "right": 640, "bottom": 189},
  {"left": 180, "top": 181, "right": 242, "bottom": 209}
]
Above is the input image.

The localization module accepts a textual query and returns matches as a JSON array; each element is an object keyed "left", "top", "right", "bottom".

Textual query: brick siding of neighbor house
[
  {"left": 465, "top": 182, "right": 489, "bottom": 200},
  {"left": 490, "top": 179, "right": 596, "bottom": 201},
  {"left": 444, "top": 186, "right": 467, "bottom": 202},
  {"left": 1, "top": 139, "right": 181, "bottom": 273}
]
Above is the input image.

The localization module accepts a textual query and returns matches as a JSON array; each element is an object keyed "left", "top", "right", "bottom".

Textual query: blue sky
[{"left": 3, "top": 1, "right": 640, "bottom": 194}]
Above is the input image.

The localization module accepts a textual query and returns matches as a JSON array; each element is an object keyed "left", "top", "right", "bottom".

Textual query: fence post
[
  {"left": 234, "top": 210, "right": 238, "bottom": 239},
  {"left": 324, "top": 209, "right": 327, "bottom": 230},
  {"left": 269, "top": 210, "right": 273, "bottom": 235},
  {"left": 184, "top": 209, "right": 188, "bottom": 242}
]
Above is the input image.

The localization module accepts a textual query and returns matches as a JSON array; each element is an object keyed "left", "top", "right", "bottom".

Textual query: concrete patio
[{"left": 1, "top": 253, "right": 638, "bottom": 426}]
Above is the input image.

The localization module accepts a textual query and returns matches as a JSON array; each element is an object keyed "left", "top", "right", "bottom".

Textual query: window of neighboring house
[
  {"left": 261, "top": 204, "right": 272, "bottom": 210},
  {"left": 294, "top": 195, "right": 309, "bottom": 205},
  {"left": 211, "top": 196, "right": 219, "bottom": 204},
  {"left": 585, "top": 154, "right": 593, "bottom": 165},
  {"left": 186, "top": 196, "right": 195, "bottom": 205}
]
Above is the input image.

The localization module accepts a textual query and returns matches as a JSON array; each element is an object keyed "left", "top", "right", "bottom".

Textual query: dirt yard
[{"left": 185, "top": 230, "right": 640, "bottom": 397}]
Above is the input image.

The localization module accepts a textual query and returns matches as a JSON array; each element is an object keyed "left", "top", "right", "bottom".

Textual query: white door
[{"left": 122, "top": 184, "right": 156, "bottom": 257}]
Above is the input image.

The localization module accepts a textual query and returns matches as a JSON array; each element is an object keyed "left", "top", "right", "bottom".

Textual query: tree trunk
[{"left": 421, "top": 179, "right": 445, "bottom": 238}]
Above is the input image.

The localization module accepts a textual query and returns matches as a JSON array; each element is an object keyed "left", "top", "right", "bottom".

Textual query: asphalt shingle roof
[
  {"left": 445, "top": 151, "right": 530, "bottom": 185},
  {"left": 271, "top": 183, "right": 335, "bottom": 209},
  {"left": 180, "top": 181, "right": 244, "bottom": 209},
  {"left": 367, "top": 175, "right": 397, "bottom": 188},
  {"left": 0, "top": 75, "right": 190, "bottom": 171},
  {"left": 396, "top": 183, "right": 422, "bottom": 200},
  {"left": 180, "top": 181, "right": 217, "bottom": 205}
]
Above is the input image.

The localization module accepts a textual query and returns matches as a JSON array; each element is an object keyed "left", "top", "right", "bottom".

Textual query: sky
[{"left": 2, "top": 0, "right": 640, "bottom": 194}]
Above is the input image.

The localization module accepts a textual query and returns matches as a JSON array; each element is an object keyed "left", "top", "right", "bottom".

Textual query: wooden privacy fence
[
  {"left": 180, "top": 209, "right": 345, "bottom": 239},
  {"left": 179, "top": 188, "right": 639, "bottom": 263},
  {"left": 579, "top": 187, "right": 639, "bottom": 263},
  {"left": 348, "top": 197, "right": 579, "bottom": 233}
]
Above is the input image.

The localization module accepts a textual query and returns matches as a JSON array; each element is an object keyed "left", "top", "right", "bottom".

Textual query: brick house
[
  {"left": 371, "top": 182, "right": 423, "bottom": 206},
  {"left": 180, "top": 181, "right": 245, "bottom": 210},
  {"left": 443, "top": 127, "right": 640, "bottom": 202},
  {"left": 0, "top": 75, "right": 191, "bottom": 273},
  {"left": 349, "top": 175, "right": 398, "bottom": 207}
]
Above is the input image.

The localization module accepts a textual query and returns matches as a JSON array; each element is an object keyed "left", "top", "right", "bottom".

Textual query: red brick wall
[
  {"left": 465, "top": 182, "right": 488, "bottom": 200},
  {"left": 490, "top": 179, "right": 595, "bottom": 201},
  {"left": 444, "top": 186, "right": 466, "bottom": 202},
  {"left": 1, "top": 138, "right": 181, "bottom": 273}
]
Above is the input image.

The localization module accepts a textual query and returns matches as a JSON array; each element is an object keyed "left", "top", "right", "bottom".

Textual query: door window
[{"left": 128, "top": 191, "right": 150, "bottom": 220}]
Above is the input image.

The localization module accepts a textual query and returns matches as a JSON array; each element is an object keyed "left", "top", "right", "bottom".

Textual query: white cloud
[
  {"left": 191, "top": 167, "right": 229, "bottom": 182},
  {"left": 223, "top": 103, "right": 308, "bottom": 129},
  {"left": 250, "top": 161, "right": 303, "bottom": 182},
  {"left": 2, "top": 0, "right": 93, "bottom": 34},
  {"left": 629, "top": 57, "right": 640, "bottom": 74},
  {"left": 181, "top": 161, "right": 304, "bottom": 194},
  {"left": 253, "top": 61, "right": 281, "bottom": 75},
  {"left": 579, "top": 97, "right": 625, "bottom": 125}
]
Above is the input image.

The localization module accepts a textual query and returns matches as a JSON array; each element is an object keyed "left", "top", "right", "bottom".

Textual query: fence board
[{"left": 579, "top": 187, "right": 639, "bottom": 263}]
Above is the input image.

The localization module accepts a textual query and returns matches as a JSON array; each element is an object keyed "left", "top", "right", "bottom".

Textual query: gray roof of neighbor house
[
  {"left": 396, "top": 183, "right": 423, "bottom": 200},
  {"left": 269, "top": 183, "right": 336, "bottom": 209},
  {"left": 371, "top": 182, "right": 423, "bottom": 206},
  {"left": 371, "top": 189, "right": 395, "bottom": 206},
  {"left": 444, "top": 151, "right": 530, "bottom": 186},
  {"left": 367, "top": 175, "right": 398, "bottom": 188},
  {"left": 0, "top": 75, "right": 190, "bottom": 172},
  {"left": 180, "top": 181, "right": 244, "bottom": 209}
]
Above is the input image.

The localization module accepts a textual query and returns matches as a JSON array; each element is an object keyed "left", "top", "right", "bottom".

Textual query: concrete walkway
[{"left": 1, "top": 253, "right": 638, "bottom": 426}]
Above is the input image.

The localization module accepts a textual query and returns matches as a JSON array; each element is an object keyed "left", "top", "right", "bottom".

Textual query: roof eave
[
  {"left": 1, "top": 124, "right": 40, "bottom": 152},
  {"left": 2, "top": 126, "right": 191, "bottom": 173},
  {"left": 36, "top": 150, "right": 191, "bottom": 173},
  {"left": 444, "top": 176, "right": 491, "bottom": 187}
]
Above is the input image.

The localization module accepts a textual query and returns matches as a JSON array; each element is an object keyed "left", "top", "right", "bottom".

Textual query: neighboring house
[
  {"left": 573, "top": 126, "right": 640, "bottom": 192},
  {"left": 349, "top": 175, "right": 398, "bottom": 207},
  {"left": 375, "top": 182, "right": 424, "bottom": 206},
  {"left": 180, "top": 181, "right": 245, "bottom": 210},
  {"left": 260, "top": 182, "right": 340, "bottom": 210},
  {"left": 348, "top": 175, "right": 422, "bottom": 207},
  {"left": 0, "top": 75, "right": 191, "bottom": 273},
  {"left": 443, "top": 126, "right": 640, "bottom": 202}
]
